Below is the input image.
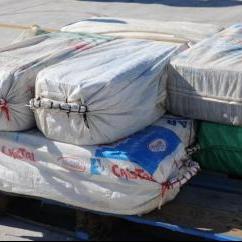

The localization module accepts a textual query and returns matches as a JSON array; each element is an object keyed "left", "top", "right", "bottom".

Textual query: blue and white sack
[{"left": 0, "top": 116, "right": 199, "bottom": 215}]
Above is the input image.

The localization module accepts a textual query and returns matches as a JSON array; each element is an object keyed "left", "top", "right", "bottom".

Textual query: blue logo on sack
[
  {"left": 95, "top": 126, "right": 181, "bottom": 175},
  {"left": 90, "top": 158, "right": 105, "bottom": 175}
]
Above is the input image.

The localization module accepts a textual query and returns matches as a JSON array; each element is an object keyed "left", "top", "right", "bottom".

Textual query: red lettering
[
  {"left": 112, "top": 164, "right": 155, "bottom": 182},
  {"left": 1, "top": 146, "right": 35, "bottom": 162},
  {"left": 127, "top": 169, "right": 138, "bottom": 179},
  {"left": 112, "top": 165, "right": 121, "bottom": 178},
  {"left": 120, "top": 168, "right": 128, "bottom": 180}
]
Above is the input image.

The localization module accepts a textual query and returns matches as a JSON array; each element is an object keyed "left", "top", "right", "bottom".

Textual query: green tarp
[{"left": 194, "top": 122, "right": 242, "bottom": 177}]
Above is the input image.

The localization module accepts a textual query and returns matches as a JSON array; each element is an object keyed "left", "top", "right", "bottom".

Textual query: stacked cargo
[
  {"left": 0, "top": 22, "right": 205, "bottom": 215},
  {"left": 4, "top": 17, "right": 241, "bottom": 216},
  {"left": 0, "top": 32, "right": 112, "bottom": 131},
  {"left": 168, "top": 24, "right": 242, "bottom": 177},
  {"left": 62, "top": 19, "right": 242, "bottom": 178}
]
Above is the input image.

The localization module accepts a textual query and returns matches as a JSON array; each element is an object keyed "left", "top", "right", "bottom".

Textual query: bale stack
[
  {"left": 167, "top": 24, "right": 242, "bottom": 177},
  {"left": 1, "top": 18, "right": 230, "bottom": 215}
]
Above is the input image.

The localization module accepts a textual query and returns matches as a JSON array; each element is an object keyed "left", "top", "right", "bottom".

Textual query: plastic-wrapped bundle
[
  {"left": 30, "top": 39, "right": 186, "bottom": 145},
  {"left": 0, "top": 32, "right": 112, "bottom": 131},
  {"left": 194, "top": 122, "right": 242, "bottom": 177},
  {"left": 0, "top": 116, "right": 199, "bottom": 215},
  {"left": 168, "top": 24, "right": 242, "bottom": 125},
  {"left": 61, "top": 17, "right": 223, "bottom": 44}
]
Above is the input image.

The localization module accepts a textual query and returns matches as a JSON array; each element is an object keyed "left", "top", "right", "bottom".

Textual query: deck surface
[
  {"left": 128, "top": 172, "right": 242, "bottom": 241},
  {"left": 0, "top": 216, "right": 75, "bottom": 241}
]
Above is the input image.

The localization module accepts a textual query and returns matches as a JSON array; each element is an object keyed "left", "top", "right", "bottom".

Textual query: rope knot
[
  {"left": 0, "top": 99, "right": 10, "bottom": 121},
  {"left": 161, "top": 181, "right": 172, "bottom": 198}
]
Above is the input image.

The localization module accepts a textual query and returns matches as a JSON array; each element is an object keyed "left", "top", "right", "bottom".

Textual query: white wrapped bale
[
  {"left": 0, "top": 32, "right": 112, "bottom": 131},
  {"left": 31, "top": 39, "right": 186, "bottom": 145},
  {"left": 0, "top": 117, "right": 199, "bottom": 215},
  {"left": 168, "top": 24, "right": 242, "bottom": 125},
  {"left": 61, "top": 17, "right": 223, "bottom": 44}
]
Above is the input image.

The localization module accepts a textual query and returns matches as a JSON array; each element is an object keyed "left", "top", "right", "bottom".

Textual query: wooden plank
[{"left": 140, "top": 185, "right": 242, "bottom": 240}]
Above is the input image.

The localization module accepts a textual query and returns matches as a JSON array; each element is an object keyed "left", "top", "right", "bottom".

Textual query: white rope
[
  {"left": 29, "top": 98, "right": 88, "bottom": 114},
  {"left": 0, "top": 23, "right": 56, "bottom": 32}
]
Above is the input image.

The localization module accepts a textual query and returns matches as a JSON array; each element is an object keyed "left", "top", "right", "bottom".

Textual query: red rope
[
  {"left": 161, "top": 181, "right": 172, "bottom": 198},
  {"left": 0, "top": 99, "right": 10, "bottom": 121}
]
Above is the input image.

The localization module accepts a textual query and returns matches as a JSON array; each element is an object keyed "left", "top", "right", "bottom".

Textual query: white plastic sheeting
[
  {"left": 62, "top": 17, "right": 223, "bottom": 44},
  {"left": 0, "top": 116, "right": 199, "bottom": 215},
  {"left": 0, "top": 32, "right": 112, "bottom": 131},
  {"left": 168, "top": 24, "right": 242, "bottom": 125},
  {"left": 31, "top": 38, "right": 186, "bottom": 145}
]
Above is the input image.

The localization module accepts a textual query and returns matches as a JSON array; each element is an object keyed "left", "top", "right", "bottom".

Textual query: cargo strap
[
  {"left": 29, "top": 98, "right": 88, "bottom": 114},
  {"left": 0, "top": 99, "right": 10, "bottom": 121}
]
